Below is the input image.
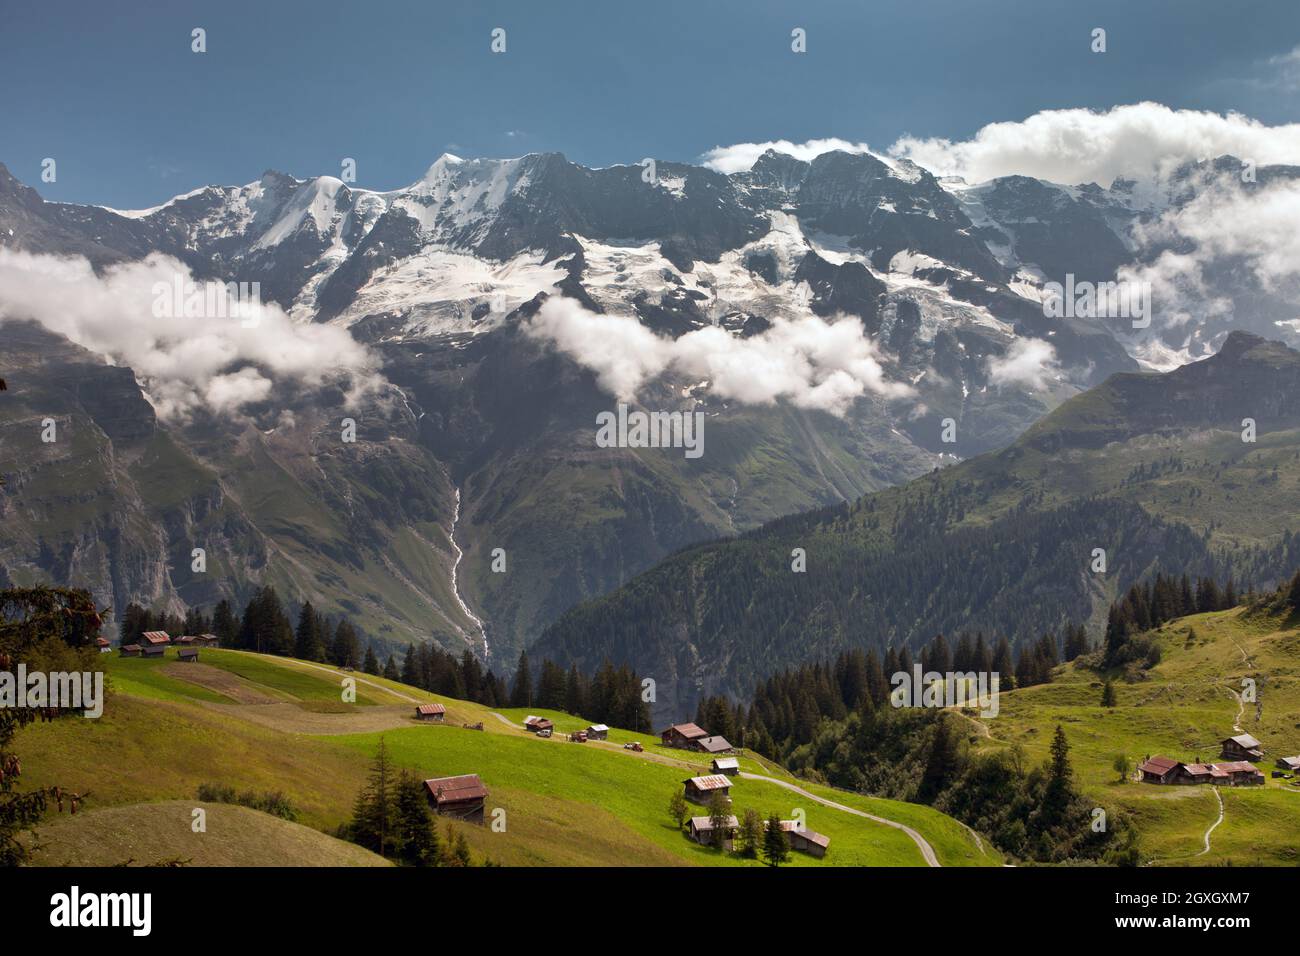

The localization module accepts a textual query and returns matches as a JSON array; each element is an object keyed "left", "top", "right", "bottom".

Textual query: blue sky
[{"left": 3, "top": 0, "right": 1296, "bottom": 207}]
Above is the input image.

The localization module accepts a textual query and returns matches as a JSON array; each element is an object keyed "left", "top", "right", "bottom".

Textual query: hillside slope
[{"left": 534, "top": 333, "right": 1300, "bottom": 718}]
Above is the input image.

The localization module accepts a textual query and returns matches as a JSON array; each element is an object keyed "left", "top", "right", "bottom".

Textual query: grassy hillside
[
  {"left": 17, "top": 648, "right": 999, "bottom": 867},
  {"left": 967, "top": 605, "right": 1300, "bottom": 866}
]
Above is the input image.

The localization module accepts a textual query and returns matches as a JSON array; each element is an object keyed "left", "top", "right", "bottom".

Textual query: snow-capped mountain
[{"left": 1, "top": 147, "right": 1294, "bottom": 664}]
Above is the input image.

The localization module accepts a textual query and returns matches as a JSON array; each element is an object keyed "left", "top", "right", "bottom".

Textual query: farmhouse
[
  {"left": 683, "top": 774, "right": 732, "bottom": 804},
  {"left": 1276, "top": 756, "right": 1300, "bottom": 773},
  {"left": 141, "top": 631, "right": 171, "bottom": 646},
  {"left": 661, "top": 722, "right": 709, "bottom": 749},
  {"left": 688, "top": 815, "right": 739, "bottom": 848},
  {"left": 94, "top": 637, "right": 111, "bottom": 654},
  {"left": 119, "top": 644, "right": 141, "bottom": 657},
  {"left": 1179, "top": 763, "right": 1213, "bottom": 785},
  {"left": 696, "top": 735, "right": 734, "bottom": 755},
  {"left": 198, "top": 633, "right": 221, "bottom": 647},
  {"left": 586, "top": 724, "right": 609, "bottom": 740},
  {"left": 415, "top": 703, "right": 446, "bottom": 722},
  {"left": 1215, "top": 761, "right": 1265, "bottom": 786},
  {"left": 423, "top": 773, "right": 488, "bottom": 825},
  {"left": 140, "top": 644, "right": 165, "bottom": 658},
  {"left": 712, "top": 757, "right": 740, "bottom": 776},
  {"left": 174, "top": 635, "right": 198, "bottom": 645},
  {"left": 524, "top": 716, "right": 554, "bottom": 733},
  {"left": 175, "top": 647, "right": 199, "bottom": 662},
  {"left": 1220, "top": 734, "right": 1264, "bottom": 761},
  {"left": 780, "top": 822, "right": 831, "bottom": 859},
  {"left": 1138, "top": 756, "right": 1181, "bottom": 784}
]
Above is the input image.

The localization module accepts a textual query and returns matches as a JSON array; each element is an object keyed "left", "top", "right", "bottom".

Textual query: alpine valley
[{"left": 2, "top": 147, "right": 1298, "bottom": 711}]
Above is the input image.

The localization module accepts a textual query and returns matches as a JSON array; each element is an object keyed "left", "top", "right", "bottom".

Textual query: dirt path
[
  {"left": 1196, "top": 788, "right": 1225, "bottom": 857},
  {"left": 491, "top": 713, "right": 945, "bottom": 864},
  {"left": 275, "top": 658, "right": 422, "bottom": 703},
  {"left": 738, "top": 772, "right": 940, "bottom": 867},
  {"left": 162, "top": 663, "right": 278, "bottom": 704}
]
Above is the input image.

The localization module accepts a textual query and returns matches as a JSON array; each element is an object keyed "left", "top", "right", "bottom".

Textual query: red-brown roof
[
  {"left": 174, "top": 635, "right": 198, "bottom": 644},
  {"left": 1138, "top": 756, "right": 1180, "bottom": 774},
  {"left": 423, "top": 774, "right": 488, "bottom": 805},
  {"left": 94, "top": 637, "right": 110, "bottom": 647},
  {"left": 697, "top": 735, "right": 733, "bottom": 753},
  {"left": 141, "top": 631, "right": 171, "bottom": 645},
  {"left": 663, "top": 722, "right": 708, "bottom": 739},
  {"left": 1214, "top": 761, "right": 1261, "bottom": 774},
  {"left": 685, "top": 774, "right": 731, "bottom": 792},
  {"left": 416, "top": 703, "right": 446, "bottom": 715}
]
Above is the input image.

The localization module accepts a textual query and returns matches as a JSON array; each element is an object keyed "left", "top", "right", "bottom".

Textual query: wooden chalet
[
  {"left": 683, "top": 774, "right": 732, "bottom": 804},
  {"left": 712, "top": 756, "right": 740, "bottom": 776},
  {"left": 119, "top": 644, "right": 142, "bottom": 657},
  {"left": 688, "top": 815, "right": 739, "bottom": 848},
  {"left": 423, "top": 773, "right": 488, "bottom": 825},
  {"left": 1220, "top": 734, "right": 1264, "bottom": 761},
  {"left": 175, "top": 647, "right": 199, "bottom": 662},
  {"left": 586, "top": 724, "right": 609, "bottom": 740},
  {"left": 174, "top": 635, "right": 199, "bottom": 645},
  {"left": 1276, "top": 756, "right": 1300, "bottom": 773},
  {"left": 415, "top": 703, "right": 446, "bottom": 722},
  {"left": 94, "top": 637, "right": 111, "bottom": 654},
  {"left": 696, "top": 735, "right": 734, "bottom": 755},
  {"left": 781, "top": 822, "right": 831, "bottom": 859},
  {"left": 523, "top": 715, "right": 554, "bottom": 733},
  {"left": 661, "top": 722, "right": 709, "bottom": 749},
  {"left": 198, "top": 633, "right": 221, "bottom": 647},
  {"left": 1138, "top": 756, "right": 1181, "bottom": 784},
  {"left": 140, "top": 644, "right": 165, "bottom": 658},
  {"left": 141, "top": 631, "right": 172, "bottom": 646},
  {"left": 1178, "top": 763, "right": 1213, "bottom": 785},
  {"left": 1214, "top": 760, "right": 1265, "bottom": 786}
]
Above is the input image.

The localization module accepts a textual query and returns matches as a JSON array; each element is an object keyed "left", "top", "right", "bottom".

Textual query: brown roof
[
  {"left": 783, "top": 825, "right": 831, "bottom": 848},
  {"left": 663, "top": 722, "right": 708, "bottom": 739},
  {"left": 1213, "top": 761, "right": 1261, "bottom": 774},
  {"left": 697, "top": 735, "right": 733, "bottom": 754},
  {"left": 174, "top": 635, "right": 198, "bottom": 644},
  {"left": 1278, "top": 756, "right": 1300, "bottom": 769},
  {"left": 94, "top": 637, "right": 110, "bottom": 647},
  {"left": 200, "top": 633, "right": 219, "bottom": 641},
  {"left": 689, "top": 815, "right": 739, "bottom": 832},
  {"left": 1138, "top": 756, "right": 1180, "bottom": 774},
  {"left": 685, "top": 774, "right": 732, "bottom": 792},
  {"left": 141, "top": 631, "right": 171, "bottom": 644},
  {"left": 121, "top": 644, "right": 141, "bottom": 651},
  {"left": 1182, "top": 763, "right": 1212, "bottom": 775},
  {"left": 416, "top": 703, "right": 446, "bottom": 715},
  {"left": 423, "top": 774, "right": 488, "bottom": 805}
]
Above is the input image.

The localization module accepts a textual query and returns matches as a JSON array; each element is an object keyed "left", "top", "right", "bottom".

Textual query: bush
[{"left": 196, "top": 783, "right": 298, "bottom": 821}]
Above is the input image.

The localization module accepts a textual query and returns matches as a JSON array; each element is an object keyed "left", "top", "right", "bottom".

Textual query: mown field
[
  {"left": 18, "top": 647, "right": 999, "bottom": 867},
  {"left": 966, "top": 606, "right": 1300, "bottom": 866}
]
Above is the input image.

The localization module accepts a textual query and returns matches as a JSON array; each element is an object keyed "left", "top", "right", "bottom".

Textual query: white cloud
[
  {"left": 523, "top": 296, "right": 911, "bottom": 416},
  {"left": 986, "top": 338, "right": 1060, "bottom": 391},
  {"left": 0, "top": 249, "right": 383, "bottom": 420},
  {"left": 888, "top": 102, "right": 1300, "bottom": 186},
  {"left": 699, "top": 138, "right": 880, "bottom": 175}
]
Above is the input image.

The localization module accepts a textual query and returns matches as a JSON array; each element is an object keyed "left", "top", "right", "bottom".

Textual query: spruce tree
[{"left": 762, "top": 812, "right": 789, "bottom": 867}]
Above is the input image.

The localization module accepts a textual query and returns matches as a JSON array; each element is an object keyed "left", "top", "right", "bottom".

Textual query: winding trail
[
  {"left": 1196, "top": 788, "right": 1225, "bottom": 857},
  {"left": 488, "top": 712, "right": 943, "bottom": 866}
]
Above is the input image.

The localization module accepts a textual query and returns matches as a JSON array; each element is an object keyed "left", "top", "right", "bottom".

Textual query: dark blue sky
[{"left": 3, "top": 0, "right": 1296, "bottom": 207}]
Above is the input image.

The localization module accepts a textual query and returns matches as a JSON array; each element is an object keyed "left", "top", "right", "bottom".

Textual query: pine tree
[
  {"left": 706, "top": 792, "right": 731, "bottom": 849},
  {"left": 363, "top": 644, "right": 380, "bottom": 675},
  {"left": 737, "top": 808, "right": 763, "bottom": 859},
  {"left": 350, "top": 738, "right": 398, "bottom": 856},
  {"left": 383, "top": 654, "right": 400, "bottom": 681},
  {"left": 1101, "top": 679, "right": 1117, "bottom": 708},
  {"left": 762, "top": 812, "right": 789, "bottom": 867},
  {"left": 394, "top": 770, "right": 438, "bottom": 866},
  {"left": 509, "top": 650, "right": 532, "bottom": 708},
  {"left": 293, "top": 601, "right": 323, "bottom": 661}
]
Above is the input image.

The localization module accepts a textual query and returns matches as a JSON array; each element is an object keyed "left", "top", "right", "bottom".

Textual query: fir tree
[{"left": 762, "top": 812, "right": 789, "bottom": 867}]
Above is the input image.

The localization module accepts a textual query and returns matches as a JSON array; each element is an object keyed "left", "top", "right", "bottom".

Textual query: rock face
[{"left": 0, "top": 147, "right": 1293, "bottom": 667}]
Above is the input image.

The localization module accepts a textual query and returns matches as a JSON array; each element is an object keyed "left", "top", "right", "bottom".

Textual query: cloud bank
[
  {"left": 523, "top": 297, "right": 910, "bottom": 416},
  {"left": 0, "top": 250, "right": 382, "bottom": 420},
  {"left": 706, "top": 104, "right": 1300, "bottom": 187},
  {"left": 986, "top": 338, "right": 1060, "bottom": 391}
]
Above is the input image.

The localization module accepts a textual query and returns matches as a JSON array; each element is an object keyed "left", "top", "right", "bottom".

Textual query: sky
[{"left": 2, "top": 0, "right": 1297, "bottom": 208}]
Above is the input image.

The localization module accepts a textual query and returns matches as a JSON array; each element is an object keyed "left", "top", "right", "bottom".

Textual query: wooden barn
[
  {"left": 119, "top": 644, "right": 141, "bottom": 657},
  {"left": 94, "top": 637, "right": 111, "bottom": 654},
  {"left": 586, "top": 724, "right": 609, "bottom": 740},
  {"left": 1276, "top": 756, "right": 1300, "bottom": 773},
  {"left": 423, "top": 773, "right": 489, "bottom": 825},
  {"left": 198, "top": 633, "right": 221, "bottom": 647},
  {"left": 175, "top": 647, "right": 199, "bottom": 662},
  {"left": 683, "top": 774, "right": 732, "bottom": 804},
  {"left": 141, "top": 631, "right": 172, "bottom": 646},
  {"left": 712, "top": 757, "right": 740, "bottom": 776},
  {"left": 524, "top": 716, "right": 554, "bottom": 734},
  {"left": 661, "top": 722, "right": 709, "bottom": 749},
  {"left": 688, "top": 815, "right": 739, "bottom": 848},
  {"left": 140, "top": 643, "right": 165, "bottom": 658},
  {"left": 1214, "top": 761, "right": 1265, "bottom": 786},
  {"left": 1138, "top": 756, "right": 1182, "bottom": 784},
  {"left": 696, "top": 735, "right": 734, "bottom": 755},
  {"left": 1179, "top": 763, "right": 1213, "bottom": 785},
  {"left": 415, "top": 703, "right": 446, "bottom": 722},
  {"left": 174, "top": 635, "right": 198, "bottom": 645},
  {"left": 1220, "top": 734, "right": 1264, "bottom": 761},
  {"left": 781, "top": 823, "right": 831, "bottom": 859}
]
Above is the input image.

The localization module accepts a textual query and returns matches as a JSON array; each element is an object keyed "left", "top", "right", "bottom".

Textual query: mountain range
[{"left": 2, "top": 148, "right": 1297, "bottom": 677}]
